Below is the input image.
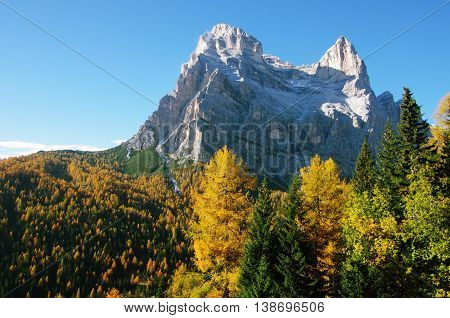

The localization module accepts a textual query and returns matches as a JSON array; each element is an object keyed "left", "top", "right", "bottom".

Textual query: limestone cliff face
[{"left": 126, "top": 24, "right": 399, "bottom": 177}]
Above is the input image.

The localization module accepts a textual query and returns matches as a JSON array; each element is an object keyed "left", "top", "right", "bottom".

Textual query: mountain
[{"left": 125, "top": 23, "right": 400, "bottom": 178}]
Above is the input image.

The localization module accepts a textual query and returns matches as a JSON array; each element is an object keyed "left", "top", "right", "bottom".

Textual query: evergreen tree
[
  {"left": 239, "top": 179, "right": 276, "bottom": 297},
  {"left": 273, "top": 174, "right": 315, "bottom": 297},
  {"left": 377, "top": 120, "right": 401, "bottom": 185},
  {"left": 352, "top": 137, "right": 376, "bottom": 196},
  {"left": 377, "top": 120, "right": 403, "bottom": 216},
  {"left": 397, "top": 87, "right": 431, "bottom": 177}
]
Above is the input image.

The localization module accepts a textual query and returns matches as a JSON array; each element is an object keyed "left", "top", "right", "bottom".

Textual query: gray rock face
[{"left": 126, "top": 23, "right": 399, "bottom": 178}]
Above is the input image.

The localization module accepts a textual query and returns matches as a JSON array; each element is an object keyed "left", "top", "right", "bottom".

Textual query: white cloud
[
  {"left": 112, "top": 139, "right": 126, "bottom": 146},
  {"left": 0, "top": 141, "right": 106, "bottom": 159}
]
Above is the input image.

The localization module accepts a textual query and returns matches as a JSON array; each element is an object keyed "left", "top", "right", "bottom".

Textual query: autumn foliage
[
  {"left": 0, "top": 89, "right": 448, "bottom": 298},
  {"left": 299, "top": 155, "right": 350, "bottom": 295}
]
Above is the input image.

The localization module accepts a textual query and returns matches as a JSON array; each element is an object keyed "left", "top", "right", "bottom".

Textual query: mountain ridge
[{"left": 125, "top": 24, "right": 400, "bottom": 177}]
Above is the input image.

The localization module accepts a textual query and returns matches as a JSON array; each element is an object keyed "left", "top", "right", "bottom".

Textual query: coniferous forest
[{"left": 0, "top": 89, "right": 448, "bottom": 298}]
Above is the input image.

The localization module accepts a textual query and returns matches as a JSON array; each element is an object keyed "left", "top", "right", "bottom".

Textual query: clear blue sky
[{"left": 0, "top": 0, "right": 449, "bottom": 157}]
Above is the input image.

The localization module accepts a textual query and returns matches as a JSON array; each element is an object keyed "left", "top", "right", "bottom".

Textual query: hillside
[{"left": 0, "top": 151, "right": 202, "bottom": 297}]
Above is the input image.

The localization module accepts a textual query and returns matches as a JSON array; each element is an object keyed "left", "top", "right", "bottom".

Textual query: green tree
[
  {"left": 239, "top": 179, "right": 276, "bottom": 297},
  {"left": 402, "top": 167, "right": 450, "bottom": 297},
  {"left": 352, "top": 137, "right": 376, "bottom": 196},
  {"left": 168, "top": 264, "right": 213, "bottom": 298},
  {"left": 340, "top": 187, "right": 402, "bottom": 297},
  {"left": 377, "top": 120, "right": 403, "bottom": 217},
  {"left": 397, "top": 87, "right": 431, "bottom": 179},
  {"left": 273, "top": 174, "right": 315, "bottom": 297}
]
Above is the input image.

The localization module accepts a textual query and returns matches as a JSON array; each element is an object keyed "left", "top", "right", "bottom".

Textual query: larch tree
[
  {"left": 299, "top": 155, "right": 350, "bottom": 296},
  {"left": 192, "top": 146, "right": 256, "bottom": 297},
  {"left": 430, "top": 94, "right": 450, "bottom": 196},
  {"left": 431, "top": 93, "right": 450, "bottom": 147}
]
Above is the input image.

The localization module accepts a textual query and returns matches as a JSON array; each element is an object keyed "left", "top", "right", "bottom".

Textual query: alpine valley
[{"left": 1, "top": 24, "right": 448, "bottom": 299}]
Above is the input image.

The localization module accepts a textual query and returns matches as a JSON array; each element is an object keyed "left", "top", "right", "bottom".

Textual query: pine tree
[
  {"left": 352, "top": 137, "right": 376, "bottom": 196},
  {"left": 239, "top": 179, "right": 276, "bottom": 297},
  {"left": 397, "top": 87, "right": 431, "bottom": 177},
  {"left": 273, "top": 174, "right": 315, "bottom": 297}
]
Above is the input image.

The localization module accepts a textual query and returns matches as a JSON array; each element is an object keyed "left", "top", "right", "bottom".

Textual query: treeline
[
  {"left": 0, "top": 89, "right": 448, "bottom": 298},
  {"left": 169, "top": 89, "right": 449, "bottom": 298}
]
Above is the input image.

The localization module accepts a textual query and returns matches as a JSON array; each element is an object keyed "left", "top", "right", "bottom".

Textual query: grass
[{"left": 124, "top": 147, "right": 162, "bottom": 176}]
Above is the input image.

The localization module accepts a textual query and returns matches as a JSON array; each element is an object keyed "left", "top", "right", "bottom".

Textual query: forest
[{"left": 0, "top": 88, "right": 448, "bottom": 298}]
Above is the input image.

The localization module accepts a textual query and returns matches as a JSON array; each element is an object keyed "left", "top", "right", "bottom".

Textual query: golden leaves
[{"left": 191, "top": 146, "right": 255, "bottom": 297}]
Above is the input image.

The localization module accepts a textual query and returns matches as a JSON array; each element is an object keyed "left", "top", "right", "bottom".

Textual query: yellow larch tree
[
  {"left": 106, "top": 288, "right": 121, "bottom": 298},
  {"left": 192, "top": 146, "right": 256, "bottom": 297},
  {"left": 299, "top": 155, "right": 350, "bottom": 296},
  {"left": 430, "top": 93, "right": 449, "bottom": 193},
  {"left": 431, "top": 93, "right": 450, "bottom": 148}
]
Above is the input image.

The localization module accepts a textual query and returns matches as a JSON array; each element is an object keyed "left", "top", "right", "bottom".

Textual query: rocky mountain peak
[
  {"left": 210, "top": 23, "right": 245, "bottom": 37},
  {"left": 126, "top": 24, "right": 399, "bottom": 178},
  {"left": 317, "top": 36, "right": 369, "bottom": 85},
  {"left": 194, "top": 23, "right": 263, "bottom": 61}
]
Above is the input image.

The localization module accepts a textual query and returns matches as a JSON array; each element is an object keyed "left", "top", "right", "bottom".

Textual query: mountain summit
[
  {"left": 195, "top": 23, "right": 263, "bottom": 60},
  {"left": 126, "top": 24, "right": 399, "bottom": 177},
  {"left": 318, "top": 36, "right": 368, "bottom": 82}
]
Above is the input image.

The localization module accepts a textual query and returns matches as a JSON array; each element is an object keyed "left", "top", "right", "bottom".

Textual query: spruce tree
[
  {"left": 239, "top": 179, "right": 276, "bottom": 297},
  {"left": 377, "top": 120, "right": 403, "bottom": 216},
  {"left": 273, "top": 174, "right": 315, "bottom": 297},
  {"left": 352, "top": 137, "right": 376, "bottom": 195},
  {"left": 397, "top": 87, "right": 430, "bottom": 177}
]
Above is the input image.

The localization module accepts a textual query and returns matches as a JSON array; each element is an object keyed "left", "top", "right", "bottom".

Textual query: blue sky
[{"left": 0, "top": 0, "right": 449, "bottom": 157}]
